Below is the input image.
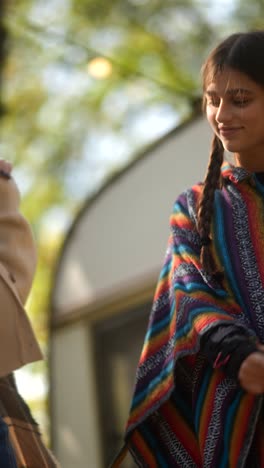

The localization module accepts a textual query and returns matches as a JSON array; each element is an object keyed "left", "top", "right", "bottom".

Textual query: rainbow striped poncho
[{"left": 125, "top": 163, "right": 264, "bottom": 467}]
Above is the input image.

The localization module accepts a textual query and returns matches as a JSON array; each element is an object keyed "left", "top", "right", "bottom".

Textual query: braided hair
[
  {"left": 198, "top": 30, "right": 264, "bottom": 276},
  {"left": 198, "top": 135, "right": 224, "bottom": 276}
]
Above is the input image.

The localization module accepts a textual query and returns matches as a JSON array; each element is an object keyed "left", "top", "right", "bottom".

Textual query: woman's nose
[{"left": 216, "top": 102, "right": 232, "bottom": 123}]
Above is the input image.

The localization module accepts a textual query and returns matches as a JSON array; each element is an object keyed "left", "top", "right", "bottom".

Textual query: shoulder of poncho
[
  {"left": 172, "top": 182, "right": 203, "bottom": 223},
  {"left": 174, "top": 182, "right": 203, "bottom": 203}
]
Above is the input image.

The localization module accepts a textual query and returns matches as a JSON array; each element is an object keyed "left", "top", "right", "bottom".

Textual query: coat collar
[{"left": 221, "top": 162, "right": 254, "bottom": 185}]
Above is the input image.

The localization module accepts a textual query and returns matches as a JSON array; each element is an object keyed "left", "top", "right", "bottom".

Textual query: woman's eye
[
  {"left": 207, "top": 99, "right": 220, "bottom": 107},
  {"left": 233, "top": 99, "right": 250, "bottom": 107}
]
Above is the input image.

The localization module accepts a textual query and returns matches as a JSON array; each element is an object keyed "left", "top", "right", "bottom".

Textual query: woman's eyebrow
[
  {"left": 226, "top": 88, "right": 253, "bottom": 96},
  {"left": 205, "top": 88, "right": 253, "bottom": 96}
]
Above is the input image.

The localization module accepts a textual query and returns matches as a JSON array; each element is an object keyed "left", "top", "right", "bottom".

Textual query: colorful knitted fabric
[{"left": 125, "top": 163, "right": 264, "bottom": 467}]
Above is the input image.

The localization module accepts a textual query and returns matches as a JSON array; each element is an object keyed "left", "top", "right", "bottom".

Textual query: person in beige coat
[{"left": 0, "top": 160, "right": 59, "bottom": 467}]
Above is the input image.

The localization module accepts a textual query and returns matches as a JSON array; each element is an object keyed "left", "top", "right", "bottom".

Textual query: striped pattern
[{"left": 125, "top": 163, "right": 264, "bottom": 467}]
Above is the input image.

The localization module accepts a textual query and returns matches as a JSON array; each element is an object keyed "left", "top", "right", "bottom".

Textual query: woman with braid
[{"left": 110, "top": 30, "right": 264, "bottom": 468}]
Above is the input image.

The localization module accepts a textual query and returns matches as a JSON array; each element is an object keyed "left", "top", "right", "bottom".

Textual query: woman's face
[{"left": 205, "top": 68, "right": 264, "bottom": 172}]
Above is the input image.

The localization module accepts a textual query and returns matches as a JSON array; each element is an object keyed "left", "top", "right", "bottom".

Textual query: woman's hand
[
  {"left": 238, "top": 351, "right": 264, "bottom": 394},
  {"left": 0, "top": 159, "right": 12, "bottom": 178}
]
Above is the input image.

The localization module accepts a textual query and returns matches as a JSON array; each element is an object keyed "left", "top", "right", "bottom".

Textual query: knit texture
[{"left": 125, "top": 163, "right": 264, "bottom": 467}]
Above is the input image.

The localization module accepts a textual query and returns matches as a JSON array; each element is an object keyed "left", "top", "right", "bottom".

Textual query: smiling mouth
[{"left": 218, "top": 127, "right": 243, "bottom": 137}]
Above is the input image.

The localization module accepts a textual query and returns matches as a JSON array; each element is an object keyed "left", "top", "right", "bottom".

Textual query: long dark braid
[{"left": 198, "top": 134, "right": 224, "bottom": 277}]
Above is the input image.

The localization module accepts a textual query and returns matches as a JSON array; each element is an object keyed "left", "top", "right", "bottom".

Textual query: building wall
[{"left": 51, "top": 323, "right": 103, "bottom": 468}]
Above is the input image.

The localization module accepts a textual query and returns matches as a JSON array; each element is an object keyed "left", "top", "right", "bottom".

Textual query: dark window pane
[{"left": 94, "top": 302, "right": 151, "bottom": 467}]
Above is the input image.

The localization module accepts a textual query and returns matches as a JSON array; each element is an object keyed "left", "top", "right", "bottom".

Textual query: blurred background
[{"left": 0, "top": 0, "right": 263, "bottom": 467}]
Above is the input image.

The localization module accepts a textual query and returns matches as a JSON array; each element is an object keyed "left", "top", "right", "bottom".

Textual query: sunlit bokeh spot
[{"left": 87, "top": 57, "right": 113, "bottom": 79}]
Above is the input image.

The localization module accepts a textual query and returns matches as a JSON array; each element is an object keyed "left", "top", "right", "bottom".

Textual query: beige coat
[{"left": 0, "top": 174, "right": 42, "bottom": 377}]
